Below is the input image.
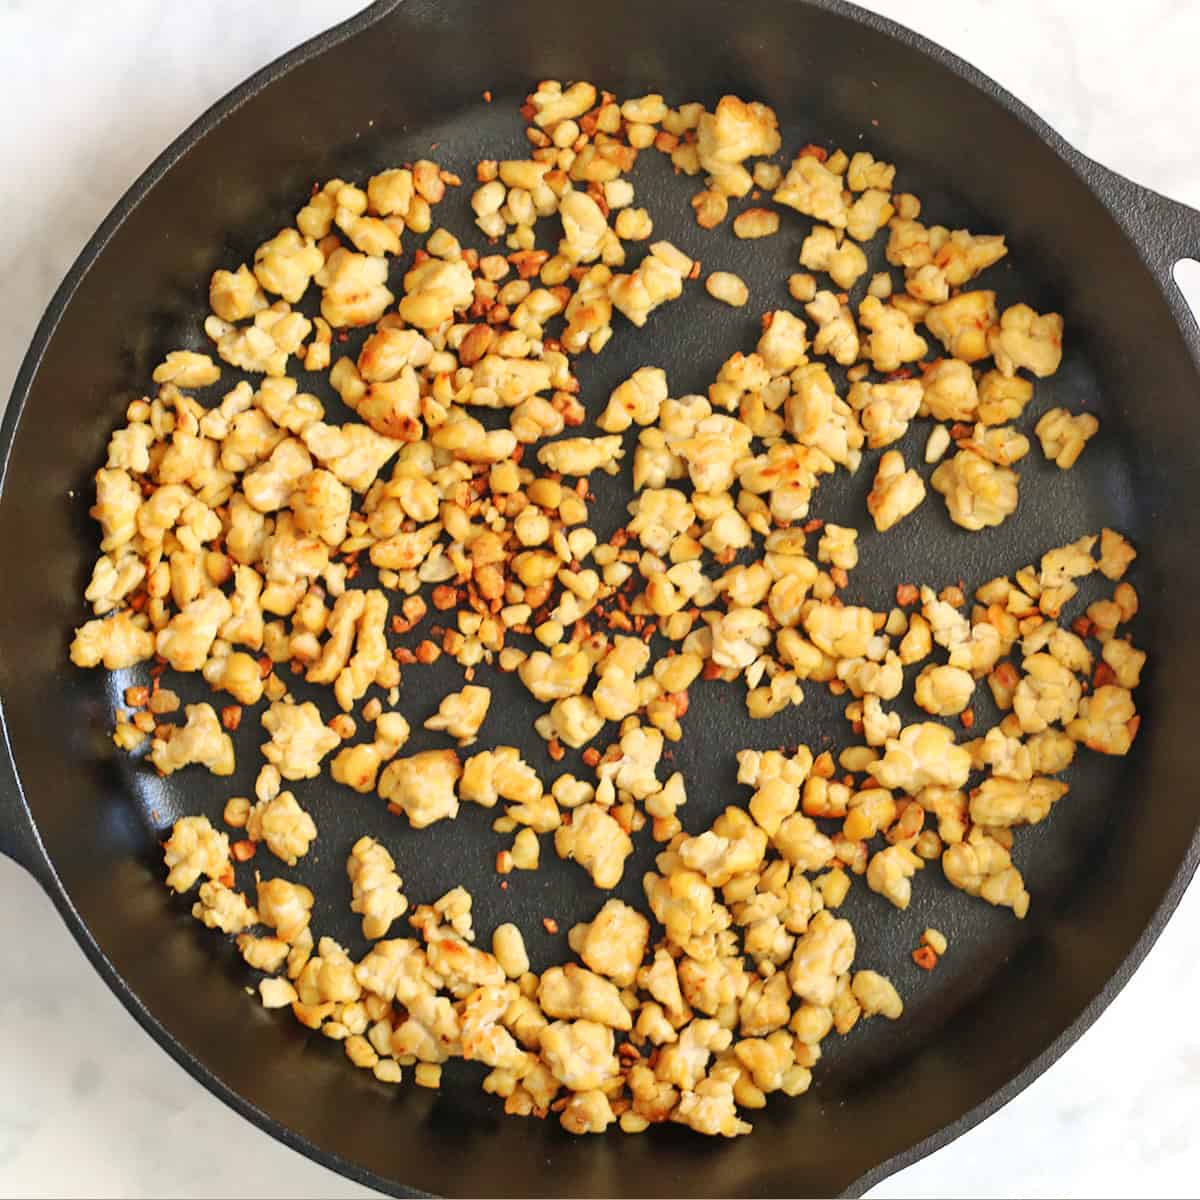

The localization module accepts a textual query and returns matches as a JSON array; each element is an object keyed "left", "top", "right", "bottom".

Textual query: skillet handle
[
  {"left": 1081, "top": 157, "right": 1200, "bottom": 345},
  {"left": 0, "top": 721, "right": 51, "bottom": 888}
]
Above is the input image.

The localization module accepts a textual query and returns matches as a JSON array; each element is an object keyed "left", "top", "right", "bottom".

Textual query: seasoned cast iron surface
[
  {"left": 100, "top": 94, "right": 1140, "bottom": 1112},
  {"left": 7, "top": 1, "right": 1195, "bottom": 1193}
]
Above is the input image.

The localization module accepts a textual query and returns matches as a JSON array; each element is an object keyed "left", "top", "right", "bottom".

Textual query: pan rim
[{"left": 1, "top": 1, "right": 1197, "bottom": 1196}]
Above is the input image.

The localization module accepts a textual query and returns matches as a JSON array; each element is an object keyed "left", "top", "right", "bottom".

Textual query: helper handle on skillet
[
  {"left": 0, "top": 712, "right": 51, "bottom": 887},
  {"left": 1082, "top": 156, "right": 1200, "bottom": 354}
]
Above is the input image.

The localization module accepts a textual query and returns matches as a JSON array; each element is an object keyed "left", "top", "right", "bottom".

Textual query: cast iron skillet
[{"left": 2, "top": 0, "right": 1200, "bottom": 1195}]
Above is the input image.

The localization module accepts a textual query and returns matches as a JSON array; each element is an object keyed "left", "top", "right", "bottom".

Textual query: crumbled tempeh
[{"left": 72, "top": 79, "right": 1146, "bottom": 1143}]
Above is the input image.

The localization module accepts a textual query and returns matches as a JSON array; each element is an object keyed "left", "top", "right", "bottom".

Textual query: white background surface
[{"left": 2, "top": 1, "right": 1199, "bottom": 1196}]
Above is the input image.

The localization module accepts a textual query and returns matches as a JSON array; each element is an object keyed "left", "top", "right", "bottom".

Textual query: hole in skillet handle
[
  {"left": 1172, "top": 258, "right": 1200, "bottom": 332},
  {"left": 1080, "top": 153, "right": 1200, "bottom": 351}
]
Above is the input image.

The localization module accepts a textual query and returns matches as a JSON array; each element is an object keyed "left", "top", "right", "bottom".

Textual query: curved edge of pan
[
  {"left": 0, "top": 743, "right": 424, "bottom": 1200},
  {"left": 830, "top": 0, "right": 1200, "bottom": 367},
  {"left": 1071, "top": 160, "right": 1200, "bottom": 357},
  {"left": 2, "top": 1, "right": 1199, "bottom": 1196},
  {"left": 0, "top": 3, "right": 424, "bottom": 1197},
  {"left": 820, "top": 4, "right": 1200, "bottom": 1189},
  {"left": 0, "top": 0, "right": 402, "bottom": 506},
  {"left": 809, "top": 6, "right": 1200, "bottom": 1186},
  {"left": 841, "top": 840, "right": 1200, "bottom": 1196}
]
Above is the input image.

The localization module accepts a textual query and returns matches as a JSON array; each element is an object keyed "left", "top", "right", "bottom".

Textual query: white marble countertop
[{"left": 2, "top": 1, "right": 1199, "bottom": 1196}]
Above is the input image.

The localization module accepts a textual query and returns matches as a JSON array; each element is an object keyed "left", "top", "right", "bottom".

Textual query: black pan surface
[{"left": 2, "top": 1, "right": 1200, "bottom": 1196}]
